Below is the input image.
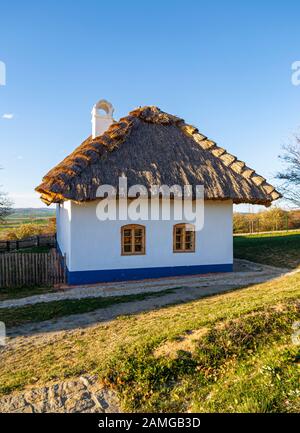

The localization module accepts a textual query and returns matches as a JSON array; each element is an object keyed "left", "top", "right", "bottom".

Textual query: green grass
[
  {"left": 0, "top": 286, "right": 58, "bottom": 302},
  {"left": 0, "top": 288, "right": 177, "bottom": 327},
  {"left": 234, "top": 232, "right": 300, "bottom": 269},
  {"left": 191, "top": 343, "right": 300, "bottom": 413},
  {"left": 235, "top": 230, "right": 300, "bottom": 238},
  {"left": 104, "top": 301, "right": 300, "bottom": 412},
  {"left": 1, "top": 218, "right": 51, "bottom": 226},
  {"left": 0, "top": 270, "right": 299, "bottom": 410},
  {"left": 6, "top": 209, "right": 55, "bottom": 219}
]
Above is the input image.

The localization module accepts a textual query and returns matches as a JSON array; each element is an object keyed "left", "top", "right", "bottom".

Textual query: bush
[
  {"left": 6, "top": 223, "right": 42, "bottom": 240},
  {"left": 45, "top": 217, "right": 56, "bottom": 235}
]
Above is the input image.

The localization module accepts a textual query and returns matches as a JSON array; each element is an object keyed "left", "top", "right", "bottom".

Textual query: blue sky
[{"left": 0, "top": 0, "right": 300, "bottom": 209}]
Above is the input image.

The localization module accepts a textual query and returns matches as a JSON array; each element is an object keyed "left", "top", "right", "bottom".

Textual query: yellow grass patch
[{"left": 154, "top": 328, "right": 208, "bottom": 359}]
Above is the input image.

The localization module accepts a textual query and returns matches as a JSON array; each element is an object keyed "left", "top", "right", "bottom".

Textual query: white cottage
[{"left": 36, "top": 100, "right": 280, "bottom": 285}]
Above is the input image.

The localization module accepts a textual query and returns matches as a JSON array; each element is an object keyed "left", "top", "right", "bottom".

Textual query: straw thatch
[{"left": 36, "top": 106, "right": 281, "bottom": 206}]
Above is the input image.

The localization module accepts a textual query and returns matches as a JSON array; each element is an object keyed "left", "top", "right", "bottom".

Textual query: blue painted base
[{"left": 66, "top": 263, "right": 233, "bottom": 285}]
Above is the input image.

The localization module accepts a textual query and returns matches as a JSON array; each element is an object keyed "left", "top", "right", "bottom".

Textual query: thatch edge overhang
[{"left": 35, "top": 106, "right": 282, "bottom": 206}]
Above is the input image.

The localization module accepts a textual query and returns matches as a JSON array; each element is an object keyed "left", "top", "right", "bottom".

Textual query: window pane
[
  {"left": 122, "top": 226, "right": 144, "bottom": 255},
  {"left": 174, "top": 224, "right": 195, "bottom": 252}
]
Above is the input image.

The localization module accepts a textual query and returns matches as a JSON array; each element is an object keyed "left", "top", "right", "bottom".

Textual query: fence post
[{"left": 64, "top": 253, "right": 67, "bottom": 284}]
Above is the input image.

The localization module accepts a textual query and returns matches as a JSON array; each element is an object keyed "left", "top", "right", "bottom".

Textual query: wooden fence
[
  {"left": 0, "top": 249, "right": 66, "bottom": 288},
  {"left": 0, "top": 235, "right": 56, "bottom": 253}
]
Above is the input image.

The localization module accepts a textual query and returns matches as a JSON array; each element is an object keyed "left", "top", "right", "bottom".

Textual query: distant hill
[{"left": 8, "top": 208, "right": 56, "bottom": 219}]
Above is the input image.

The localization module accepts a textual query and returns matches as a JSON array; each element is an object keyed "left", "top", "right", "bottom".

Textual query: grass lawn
[
  {"left": 0, "top": 271, "right": 299, "bottom": 412},
  {"left": 234, "top": 231, "right": 300, "bottom": 269},
  {"left": 0, "top": 286, "right": 59, "bottom": 302}
]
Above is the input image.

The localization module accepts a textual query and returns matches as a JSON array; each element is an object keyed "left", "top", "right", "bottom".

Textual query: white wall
[
  {"left": 58, "top": 199, "right": 233, "bottom": 272},
  {"left": 56, "top": 201, "right": 71, "bottom": 268}
]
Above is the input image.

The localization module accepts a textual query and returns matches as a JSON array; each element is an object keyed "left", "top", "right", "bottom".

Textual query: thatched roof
[{"left": 36, "top": 106, "right": 281, "bottom": 206}]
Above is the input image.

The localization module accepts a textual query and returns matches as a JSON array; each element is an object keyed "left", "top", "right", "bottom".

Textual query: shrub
[
  {"left": 6, "top": 223, "right": 42, "bottom": 240},
  {"left": 45, "top": 217, "right": 56, "bottom": 235}
]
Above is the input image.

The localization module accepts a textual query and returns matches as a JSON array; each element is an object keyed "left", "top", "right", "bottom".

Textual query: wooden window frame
[
  {"left": 121, "top": 224, "right": 146, "bottom": 256},
  {"left": 173, "top": 223, "right": 196, "bottom": 253}
]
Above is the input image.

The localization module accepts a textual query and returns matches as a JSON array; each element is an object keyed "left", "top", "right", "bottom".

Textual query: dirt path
[
  {"left": 2, "top": 260, "right": 287, "bottom": 347},
  {"left": 0, "top": 259, "right": 287, "bottom": 310}
]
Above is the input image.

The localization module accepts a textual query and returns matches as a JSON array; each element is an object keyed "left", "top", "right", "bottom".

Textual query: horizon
[{"left": 1, "top": 0, "right": 300, "bottom": 211}]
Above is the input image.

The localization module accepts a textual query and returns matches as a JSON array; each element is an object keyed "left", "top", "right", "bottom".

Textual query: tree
[
  {"left": 246, "top": 212, "right": 259, "bottom": 233},
  {"left": 0, "top": 167, "right": 13, "bottom": 222},
  {"left": 0, "top": 189, "right": 12, "bottom": 222},
  {"left": 277, "top": 138, "right": 300, "bottom": 206},
  {"left": 233, "top": 213, "right": 248, "bottom": 233},
  {"left": 258, "top": 207, "right": 287, "bottom": 232}
]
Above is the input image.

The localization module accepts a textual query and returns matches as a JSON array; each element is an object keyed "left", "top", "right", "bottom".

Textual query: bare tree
[
  {"left": 0, "top": 168, "right": 13, "bottom": 221},
  {"left": 277, "top": 137, "right": 300, "bottom": 206},
  {"left": 0, "top": 189, "right": 12, "bottom": 221}
]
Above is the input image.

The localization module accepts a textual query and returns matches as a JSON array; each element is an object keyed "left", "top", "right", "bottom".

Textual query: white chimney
[{"left": 91, "top": 99, "right": 114, "bottom": 138}]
